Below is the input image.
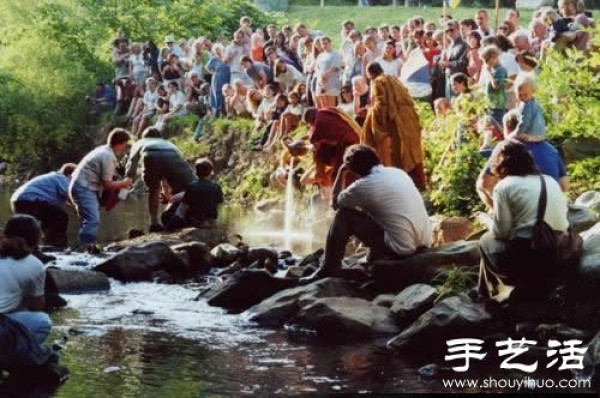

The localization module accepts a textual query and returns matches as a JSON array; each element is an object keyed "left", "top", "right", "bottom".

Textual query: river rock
[
  {"left": 284, "top": 265, "right": 317, "bottom": 278},
  {"left": 387, "top": 294, "right": 492, "bottom": 356},
  {"left": 245, "top": 277, "right": 366, "bottom": 327},
  {"left": 201, "top": 269, "right": 297, "bottom": 313},
  {"left": 580, "top": 332, "right": 600, "bottom": 381},
  {"left": 568, "top": 205, "right": 599, "bottom": 233},
  {"left": 576, "top": 191, "right": 600, "bottom": 216},
  {"left": 171, "top": 242, "right": 211, "bottom": 274},
  {"left": 46, "top": 268, "right": 110, "bottom": 294},
  {"left": 438, "top": 217, "right": 474, "bottom": 243},
  {"left": 372, "top": 241, "right": 480, "bottom": 293},
  {"left": 289, "top": 297, "right": 399, "bottom": 341},
  {"left": 562, "top": 137, "right": 600, "bottom": 163},
  {"left": 94, "top": 242, "right": 187, "bottom": 282},
  {"left": 297, "top": 248, "right": 324, "bottom": 268},
  {"left": 372, "top": 294, "right": 396, "bottom": 308},
  {"left": 246, "top": 247, "right": 279, "bottom": 274},
  {"left": 106, "top": 227, "right": 227, "bottom": 251},
  {"left": 254, "top": 198, "right": 282, "bottom": 213},
  {"left": 575, "top": 223, "right": 600, "bottom": 292},
  {"left": 390, "top": 284, "right": 438, "bottom": 327},
  {"left": 210, "top": 243, "right": 244, "bottom": 268}
]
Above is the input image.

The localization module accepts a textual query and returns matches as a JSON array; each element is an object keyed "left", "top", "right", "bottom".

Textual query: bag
[{"left": 531, "top": 175, "right": 583, "bottom": 267}]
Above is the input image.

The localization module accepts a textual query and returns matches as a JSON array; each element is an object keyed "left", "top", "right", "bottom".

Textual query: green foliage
[
  {"left": 0, "top": 0, "right": 274, "bottom": 169},
  {"left": 419, "top": 92, "right": 489, "bottom": 217},
  {"left": 431, "top": 265, "right": 479, "bottom": 303},
  {"left": 227, "top": 166, "right": 275, "bottom": 205},
  {"left": 567, "top": 157, "right": 600, "bottom": 198},
  {"left": 536, "top": 31, "right": 600, "bottom": 144}
]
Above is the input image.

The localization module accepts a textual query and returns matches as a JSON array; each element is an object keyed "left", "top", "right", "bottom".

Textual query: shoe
[
  {"left": 149, "top": 224, "right": 164, "bottom": 233},
  {"left": 87, "top": 244, "right": 103, "bottom": 255}
]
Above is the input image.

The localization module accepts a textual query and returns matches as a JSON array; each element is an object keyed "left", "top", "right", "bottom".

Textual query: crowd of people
[{"left": 1, "top": 2, "right": 595, "bottom": 377}]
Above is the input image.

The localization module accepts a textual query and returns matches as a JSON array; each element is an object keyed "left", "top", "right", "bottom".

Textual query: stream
[{"left": 0, "top": 188, "right": 593, "bottom": 396}]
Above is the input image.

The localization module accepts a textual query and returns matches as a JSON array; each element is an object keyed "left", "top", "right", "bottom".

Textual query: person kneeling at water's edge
[{"left": 300, "top": 144, "right": 432, "bottom": 284}]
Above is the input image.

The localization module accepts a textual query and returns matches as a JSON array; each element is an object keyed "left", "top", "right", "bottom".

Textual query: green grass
[{"left": 284, "top": 5, "right": 533, "bottom": 47}]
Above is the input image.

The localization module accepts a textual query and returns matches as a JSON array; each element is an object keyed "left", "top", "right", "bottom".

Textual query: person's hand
[{"left": 122, "top": 178, "right": 133, "bottom": 189}]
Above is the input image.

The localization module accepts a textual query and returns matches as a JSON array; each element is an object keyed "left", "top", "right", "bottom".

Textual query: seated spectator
[
  {"left": 280, "top": 91, "right": 303, "bottom": 138},
  {"left": 229, "top": 80, "right": 251, "bottom": 118},
  {"left": 0, "top": 214, "right": 53, "bottom": 343},
  {"left": 477, "top": 141, "right": 570, "bottom": 302},
  {"left": 476, "top": 115, "right": 504, "bottom": 155},
  {"left": 11, "top": 163, "right": 77, "bottom": 248},
  {"left": 300, "top": 145, "right": 432, "bottom": 284},
  {"left": 184, "top": 72, "right": 206, "bottom": 117},
  {"left": 161, "top": 54, "right": 183, "bottom": 87},
  {"left": 86, "top": 82, "right": 116, "bottom": 121},
  {"left": 262, "top": 94, "right": 289, "bottom": 150},
  {"left": 160, "top": 81, "right": 187, "bottom": 127},
  {"left": 162, "top": 158, "right": 223, "bottom": 231},
  {"left": 131, "top": 77, "right": 158, "bottom": 138},
  {"left": 114, "top": 76, "right": 143, "bottom": 117}
]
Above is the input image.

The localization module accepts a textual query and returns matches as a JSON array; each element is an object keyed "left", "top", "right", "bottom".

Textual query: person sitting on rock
[
  {"left": 10, "top": 163, "right": 78, "bottom": 248},
  {"left": 162, "top": 158, "right": 223, "bottom": 231},
  {"left": 0, "top": 215, "right": 52, "bottom": 344},
  {"left": 125, "top": 127, "right": 197, "bottom": 232},
  {"left": 300, "top": 144, "right": 432, "bottom": 284}
]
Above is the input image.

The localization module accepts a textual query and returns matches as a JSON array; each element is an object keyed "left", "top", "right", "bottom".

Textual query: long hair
[
  {"left": 0, "top": 214, "right": 41, "bottom": 260},
  {"left": 491, "top": 140, "right": 539, "bottom": 178}
]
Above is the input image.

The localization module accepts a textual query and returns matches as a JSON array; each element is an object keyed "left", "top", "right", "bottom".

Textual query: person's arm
[
  {"left": 491, "top": 184, "right": 512, "bottom": 240},
  {"left": 514, "top": 101, "right": 533, "bottom": 136},
  {"left": 124, "top": 142, "right": 142, "bottom": 179},
  {"left": 329, "top": 163, "right": 349, "bottom": 210},
  {"left": 101, "top": 152, "right": 132, "bottom": 190},
  {"left": 25, "top": 264, "right": 46, "bottom": 311},
  {"left": 476, "top": 166, "right": 498, "bottom": 209}
]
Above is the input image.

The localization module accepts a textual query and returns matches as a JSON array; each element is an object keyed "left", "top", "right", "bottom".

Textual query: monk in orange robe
[
  {"left": 303, "top": 107, "right": 361, "bottom": 188},
  {"left": 362, "top": 62, "right": 427, "bottom": 190}
]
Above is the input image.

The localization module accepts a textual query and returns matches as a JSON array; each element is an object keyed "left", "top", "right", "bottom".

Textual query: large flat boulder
[
  {"left": 576, "top": 191, "right": 600, "bottom": 216},
  {"left": 94, "top": 242, "right": 187, "bottom": 282},
  {"left": 568, "top": 205, "right": 599, "bottom": 234},
  {"left": 372, "top": 241, "right": 480, "bottom": 293},
  {"left": 46, "top": 268, "right": 110, "bottom": 294},
  {"left": 390, "top": 284, "right": 438, "bottom": 328},
  {"left": 290, "top": 297, "right": 399, "bottom": 341},
  {"left": 200, "top": 269, "right": 297, "bottom": 314},
  {"left": 106, "top": 227, "right": 227, "bottom": 251},
  {"left": 171, "top": 241, "right": 211, "bottom": 274},
  {"left": 244, "top": 278, "right": 366, "bottom": 327},
  {"left": 387, "top": 294, "right": 492, "bottom": 356}
]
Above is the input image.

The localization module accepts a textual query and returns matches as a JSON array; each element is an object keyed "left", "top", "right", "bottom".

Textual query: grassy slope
[{"left": 284, "top": 5, "right": 532, "bottom": 46}]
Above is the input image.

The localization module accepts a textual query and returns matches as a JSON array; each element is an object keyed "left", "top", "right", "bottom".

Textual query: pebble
[{"left": 103, "top": 365, "right": 126, "bottom": 374}]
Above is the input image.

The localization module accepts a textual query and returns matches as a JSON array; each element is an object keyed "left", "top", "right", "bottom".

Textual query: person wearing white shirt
[
  {"left": 374, "top": 41, "right": 403, "bottom": 78},
  {"left": 478, "top": 140, "right": 570, "bottom": 302},
  {"left": 300, "top": 144, "right": 432, "bottom": 284},
  {"left": 132, "top": 78, "right": 158, "bottom": 137}
]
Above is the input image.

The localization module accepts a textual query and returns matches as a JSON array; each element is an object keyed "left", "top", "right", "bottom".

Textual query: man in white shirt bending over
[{"left": 301, "top": 144, "right": 432, "bottom": 284}]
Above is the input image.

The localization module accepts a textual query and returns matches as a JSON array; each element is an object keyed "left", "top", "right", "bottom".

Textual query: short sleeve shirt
[
  {"left": 71, "top": 145, "right": 117, "bottom": 192},
  {"left": 0, "top": 254, "right": 45, "bottom": 313}
]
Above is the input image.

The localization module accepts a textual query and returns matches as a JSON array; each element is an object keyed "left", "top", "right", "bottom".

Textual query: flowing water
[{"left": 0, "top": 188, "right": 594, "bottom": 396}]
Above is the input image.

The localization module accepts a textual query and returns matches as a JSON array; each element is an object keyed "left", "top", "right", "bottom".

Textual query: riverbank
[{"left": 25, "top": 203, "right": 600, "bottom": 395}]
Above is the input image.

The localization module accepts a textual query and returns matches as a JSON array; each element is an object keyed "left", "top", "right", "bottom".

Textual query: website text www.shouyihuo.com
[{"left": 442, "top": 376, "right": 591, "bottom": 391}]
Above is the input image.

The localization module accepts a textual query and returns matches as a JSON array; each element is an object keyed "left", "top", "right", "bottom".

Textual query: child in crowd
[
  {"left": 337, "top": 85, "right": 355, "bottom": 118},
  {"left": 274, "top": 138, "right": 309, "bottom": 189},
  {"left": 222, "top": 84, "right": 235, "bottom": 117},
  {"left": 281, "top": 91, "right": 304, "bottom": 138},
  {"left": 480, "top": 45, "right": 507, "bottom": 126},
  {"left": 253, "top": 84, "right": 277, "bottom": 150},
  {"left": 433, "top": 97, "right": 451, "bottom": 118},
  {"left": 508, "top": 73, "right": 546, "bottom": 142},
  {"left": 293, "top": 83, "right": 308, "bottom": 107},
  {"left": 477, "top": 115, "right": 504, "bottom": 156},
  {"left": 515, "top": 51, "right": 538, "bottom": 74},
  {"left": 263, "top": 94, "right": 290, "bottom": 150}
]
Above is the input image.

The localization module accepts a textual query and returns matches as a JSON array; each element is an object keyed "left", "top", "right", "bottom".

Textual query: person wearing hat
[{"left": 163, "top": 34, "right": 184, "bottom": 59}]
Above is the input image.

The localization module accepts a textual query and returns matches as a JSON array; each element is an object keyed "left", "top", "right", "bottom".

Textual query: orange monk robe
[
  {"left": 362, "top": 75, "right": 427, "bottom": 190},
  {"left": 309, "top": 108, "right": 361, "bottom": 187}
]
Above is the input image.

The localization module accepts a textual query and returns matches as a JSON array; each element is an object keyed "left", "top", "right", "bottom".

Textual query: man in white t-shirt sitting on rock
[{"left": 301, "top": 144, "right": 433, "bottom": 284}]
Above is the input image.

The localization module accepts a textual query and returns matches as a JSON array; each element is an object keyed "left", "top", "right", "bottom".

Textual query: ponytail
[{"left": 0, "top": 237, "right": 31, "bottom": 260}]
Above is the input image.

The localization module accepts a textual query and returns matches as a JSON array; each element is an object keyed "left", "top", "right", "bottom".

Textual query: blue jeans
[
  {"left": 6, "top": 311, "right": 52, "bottom": 344},
  {"left": 70, "top": 181, "right": 100, "bottom": 244},
  {"left": 490, "top": 109, "right": 506, "bottom": 126}
]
